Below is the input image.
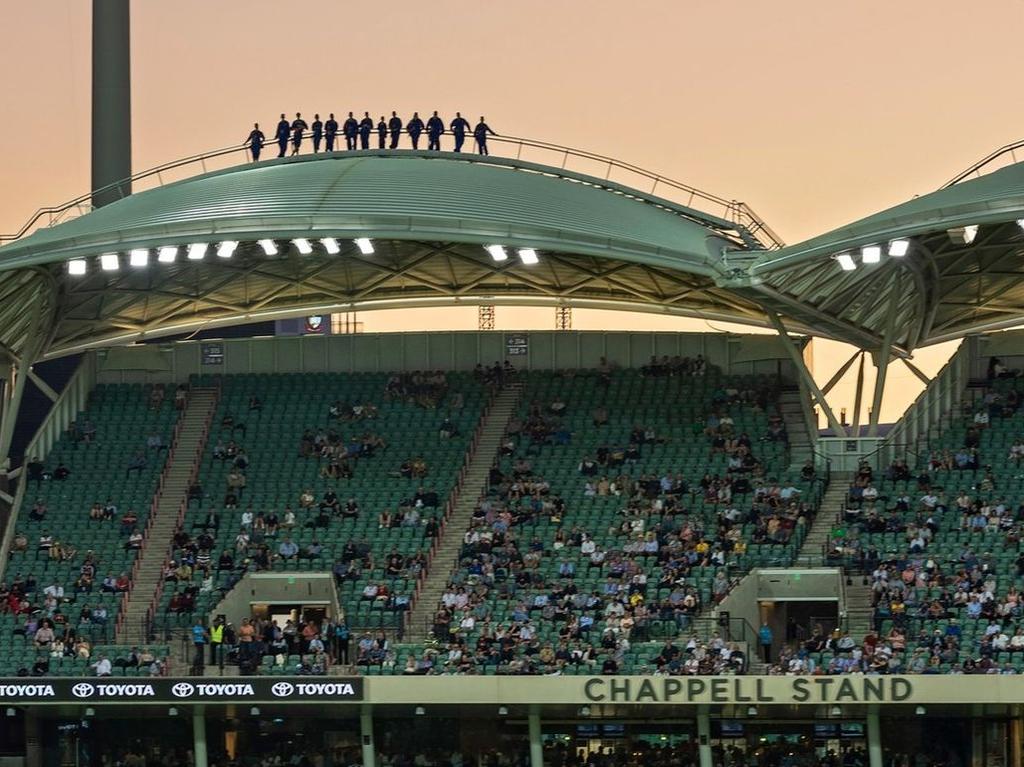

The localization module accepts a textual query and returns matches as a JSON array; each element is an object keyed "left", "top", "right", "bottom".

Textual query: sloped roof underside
[
  {"left": 4, "top": 152, "right": 1024, "bottom": 361},
  {"left": 743, "top": 162, "right": 1024, "bottom": 349}
]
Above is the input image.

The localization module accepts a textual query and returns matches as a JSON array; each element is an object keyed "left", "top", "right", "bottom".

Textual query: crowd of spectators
[
  {"left": 162, "top": 378, "right": 455, "bottom": 616},
  {"left": 408, "top": 366, "right": 809, "bottom": 675}
]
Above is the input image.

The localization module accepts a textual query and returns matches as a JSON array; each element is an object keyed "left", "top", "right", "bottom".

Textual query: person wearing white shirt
[
  {"left": 580, "top": 538, "right": 596, "bottom": 555},
  {"left": 43, "top": 583, "right": 64, "bottom": 599},
  {"left": 92, "top": 656, "right": 112, "bottom": 677}
]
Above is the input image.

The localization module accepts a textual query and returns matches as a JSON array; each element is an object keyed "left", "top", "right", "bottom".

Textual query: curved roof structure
[
  {"left": 1, "top": 140, "right": 1024, "bottom": 362},
  {"left": 0, "top": 149, "right": 780, "bottom": 360}
]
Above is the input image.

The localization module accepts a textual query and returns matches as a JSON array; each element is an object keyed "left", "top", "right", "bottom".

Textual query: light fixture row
[
  {"left": 834, "top": 238, "right": 910, "bottom": 272},
  {"left": 66, "top": 237, "right": 378, "bottom": 276},
  {"left": 486, "top": 244, "right": 541, "bottom": 266}
]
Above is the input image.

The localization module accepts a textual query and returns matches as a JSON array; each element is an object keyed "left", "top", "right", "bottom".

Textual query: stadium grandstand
[{"left": 5, "top": 6, "right": 1024, "bottom": 767}]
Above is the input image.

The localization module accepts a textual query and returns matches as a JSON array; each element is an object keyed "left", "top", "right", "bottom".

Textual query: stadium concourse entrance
[{"left": 1, "top": 703, "right": 1018, "bottom": 767}]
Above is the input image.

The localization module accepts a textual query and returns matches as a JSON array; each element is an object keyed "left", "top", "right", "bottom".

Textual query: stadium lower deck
[{"left": 2, "top": 340, "right": 1024, "bottom": 767}]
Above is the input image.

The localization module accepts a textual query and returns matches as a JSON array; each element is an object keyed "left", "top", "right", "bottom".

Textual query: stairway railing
[{"left": 943, "top": 137, "right": 1024, "bottom": 188}]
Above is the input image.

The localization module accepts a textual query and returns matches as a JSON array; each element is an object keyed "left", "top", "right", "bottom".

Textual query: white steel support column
[
  {"left": 697, "top": 708, "right": 713, "bottom": 767},
  {"left": 767, "top": 311, "right": 846, "bottom": 436},
  {"left": 0, "top": 301, "right": 47, "bottom": 474},
  {"left": 851, "top": 352, "right": 866, "bottom": 433},
  {"left": 866, "top": 711, "right": 882, "bottom": 767},
  {"left": 868, "top": 271, "right": 903, "bottom": 437},
  {"left": 360, "top": 706, "right": 376, "bottom": 767},
  {"left": 528, "top": 708, "right": 544, "bottom": 767},
  {"left": 193, "top": 707, "right": 208, "bottom": 767}
]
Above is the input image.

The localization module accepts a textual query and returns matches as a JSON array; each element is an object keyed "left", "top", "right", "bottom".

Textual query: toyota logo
[
  {"left": 172, "top": 683, "right": 195, "bottom": 698},
  {"left": 271, "top": 682, "right": 294, "bottom": 697},
  {"left": 72, "top": 683, "right": 95, "bottom": 699}
]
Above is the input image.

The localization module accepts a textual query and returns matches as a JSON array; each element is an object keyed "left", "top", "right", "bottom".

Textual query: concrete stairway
[
  {"left": 404, "top": 385, "right": 523, "bottom": 640},
  {"left": 795, "top": 472, "right": 851, "bottom": 567},
  {"left": 843, "top": 580, "right": 876, "bottom": 640},
  {"left": 119, "top": 388, "right": 219, "bottom": 646},
  {"left": 779, "top": 386, "right": 814, "bottom": 472}
]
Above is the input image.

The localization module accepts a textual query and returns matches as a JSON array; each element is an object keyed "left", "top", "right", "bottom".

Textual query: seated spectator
[
  {"left": 92, "top": 655, "right": 112, "bottom": 677},
  {"left": 278, "top": 537, "right": 299, "bottom": 560}
]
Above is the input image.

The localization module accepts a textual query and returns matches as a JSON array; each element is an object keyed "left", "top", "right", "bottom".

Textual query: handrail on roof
[
  {"left": 943, "top": 138, "right": 1024, "bottom": 188},
  {"left": 0, "top": 133, "right": 784, "bottom": 250}
]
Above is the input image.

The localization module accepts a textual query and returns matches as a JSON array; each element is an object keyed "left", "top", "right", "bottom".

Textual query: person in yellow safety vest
[{"left": 209, "top": 619, "right": 225, "bottom": 666}]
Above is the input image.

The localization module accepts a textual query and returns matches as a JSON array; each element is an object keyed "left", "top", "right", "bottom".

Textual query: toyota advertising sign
[{"left": 0, "top": 677, "right": 363, "bottom": 704}]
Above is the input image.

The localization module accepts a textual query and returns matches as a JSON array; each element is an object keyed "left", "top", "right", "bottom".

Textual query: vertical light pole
[{"left": 92, "top": 0, "right": 132, "bottom": 208}]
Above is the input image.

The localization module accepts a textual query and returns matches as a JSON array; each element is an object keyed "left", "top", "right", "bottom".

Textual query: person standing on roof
[
  {"left": 474, "top": 116, "right": 496, "bottom": 155},
  {"left": 406, "top": 112, "right": 425, "bottom": 150},
  {"left": 311, "top": 114, "right": 323, "bottom": 153},
  {"left": 325, "top": 113, "right": 339, "bottom": 152},
  {"left": 359, "top": 112, "right": 374, "bottom": 150},
  {"left": 275, "top": 113, "right": 290, "bottom": 157},
  {"left": 246, "top": 123, "right": 265, "bottom": 162},
  {"left": 377, "top": 116, "right": 388, "bottom": 149},
  {"left": 426, "top": 111, "right": 445, "bottom": 151},
  {"left": 290, "top": 113, "right": 308, "bottom": 155},
  {"left": 343, "top": 112, "right": 359, "bottom": 150},
  {"left": 450, "top": 112, "right": 470, "bottom": 152},
  {"left": 388, "top": 111, "right": 403, "bottom": 149}
]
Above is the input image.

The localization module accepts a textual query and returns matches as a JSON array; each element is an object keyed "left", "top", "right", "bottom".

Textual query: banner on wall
[{"left": 0, "top": 677, "right": 363, "bottom": 704}]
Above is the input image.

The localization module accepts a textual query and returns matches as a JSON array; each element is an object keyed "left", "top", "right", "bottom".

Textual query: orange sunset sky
[{"left": 3, "top": 1, "right": 1024, "bottom": 423}]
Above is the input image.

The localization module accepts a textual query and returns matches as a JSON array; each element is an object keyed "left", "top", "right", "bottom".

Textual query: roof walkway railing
[
  {"left": 943, "top": 137, "right": 1024, "bottom": 188},
  {"left": 0, "top": 133, "right": 784, "bottom": 250}
]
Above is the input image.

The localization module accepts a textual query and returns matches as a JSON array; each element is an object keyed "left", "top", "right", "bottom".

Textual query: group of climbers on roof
[{"left": 245, "top": 111, "right": 497, "bottom": 160}]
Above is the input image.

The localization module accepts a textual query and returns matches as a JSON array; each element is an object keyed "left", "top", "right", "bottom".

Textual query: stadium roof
[
  {"left": 1, "top": 140, "right": 1023, "bottom": 361},
  {"left": 745, "top": 161, "right": 1024, "bottom": 351}
]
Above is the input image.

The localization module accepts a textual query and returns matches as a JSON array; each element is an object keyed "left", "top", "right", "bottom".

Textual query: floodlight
[
  {"left": 486, "top": 245, "right": 508, "bottom": 262},
  {"left": 354, "top": 238, "right": 374, "bottom": 255},
  {"left": 217, "top": 241, "right": 239, "bottom": 259},
  {"left": 517, "top": 248, "right": 539, "bottom": 265},
  {"left": 259, "top": 239, "right": 278, "bottom": 256},
  {"left": 887, "top": 239, "right": 910, "bottom": 257},
  {"left": 100, "top": 253, "right": 120, "bottom": 271},
  {"left": 948, "top": 225, "right": 978, "bottom": 245},
  {"left": 835, "top": 253, "right": 856, "bottom": 271},
  {"left": 861, "top": 245, "right": 881, "bottom": 264},
  {"left": 320, "top": 237, "right": 340, "bottom": 254},
  {"left": 129, "top": 249, "right": 149, "bottom": 267},
  {"left": 188, "top": 243, "right": 209, "bottom": 260},
  {"left": 68, "top": 259, "right": 88, "bottom": 276},
  {"left": 158, "top": 246, "right": 178, "bottom": 263}
]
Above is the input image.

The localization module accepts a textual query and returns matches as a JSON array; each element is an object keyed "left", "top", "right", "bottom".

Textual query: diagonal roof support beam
[
  {"left": 766, "top": 310, "right": 846, "bottom": 437},
  {"left": 901, "top": 357, "right": 932, "bottom": 387},
  {"left": 821, "top": 350, "right": 862, "bottom": 397}
]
